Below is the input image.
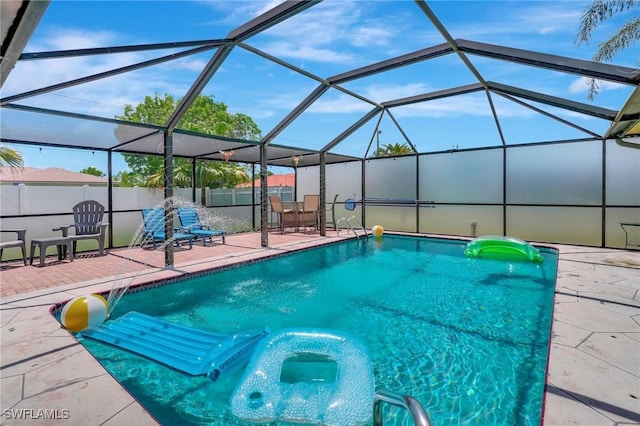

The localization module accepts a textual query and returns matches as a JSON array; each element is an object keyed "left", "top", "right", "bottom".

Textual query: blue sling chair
[
  {"left": 177, "top": 207, "right": 226, "bottom": 246},
  {"left": 141, "top": 208, "right": 194, "bottom": 249}
]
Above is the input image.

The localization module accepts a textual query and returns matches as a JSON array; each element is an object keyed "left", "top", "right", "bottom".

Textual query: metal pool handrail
[
  {"left": 336, "top": 215, "right": 368, "bottom": 239},
  {"left": 373, "top": 388, "right": 431, "bottom": 426}
]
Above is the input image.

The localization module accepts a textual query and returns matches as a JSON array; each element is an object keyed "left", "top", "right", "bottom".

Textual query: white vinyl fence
[{"left": 0, "top": 184, "right": 294, "bottom": 260}]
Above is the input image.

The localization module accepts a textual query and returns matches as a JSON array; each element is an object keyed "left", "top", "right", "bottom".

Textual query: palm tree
[
  {"left": 576, "top": 0, "right": 640, "bottom": 99},
  {"left": 195, "top": 161, "right": 224, "bottom": 206},
  {"left": 373, "top": 142, "right": 414, "bottom": 157},
  {"left": 165, "top": 160, "right": 250, "bottom": 206},
  {"left": 0, "top": 145, "right": 24, "bottom": 169},
  {"left": 383, "top": 142, "right": 414, "bottom": 155}
]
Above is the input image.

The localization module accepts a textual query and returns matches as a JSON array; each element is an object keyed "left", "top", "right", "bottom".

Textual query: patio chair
[
  {"left": 268, "top": 195, "right": 297, "bottom": 233},
  {"left": 326, "top": 193, "right": 339, "bottom": 231},
  {"left": 141, "top": 208, "right": 194, "bottom": 249},
  {"left": 0, "top": 229, "right": 28, "bottom": 265},
  {"left": 177, "top": 207, "right": 226, "bottom": 246},
  {"left": 54, "top": 200, "right": 108, "bottom": 256},
  {"left": 301, "top": 194, "right": 320, "bottom": 231}
]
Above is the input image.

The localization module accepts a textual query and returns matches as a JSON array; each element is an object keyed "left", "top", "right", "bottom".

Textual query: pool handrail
[
  {"left": 336, "top": 215, "right": 368, "bottom": 239},
  {"left": 373, "top": 388, "right": 431, "bottom": 426}
]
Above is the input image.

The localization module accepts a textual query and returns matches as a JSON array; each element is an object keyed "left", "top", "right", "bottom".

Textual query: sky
[{"left": 1, "top": 0, "right": 638, "bottom": 175}]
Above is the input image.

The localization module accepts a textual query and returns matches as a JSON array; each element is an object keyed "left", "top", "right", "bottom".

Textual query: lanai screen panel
[
  {"left": 506, "top": 141, "right": 602, "bottom": 205},
  {"left": 1, "top": 107, "right": 159, "bottom": 151},
  {"left": 365, "top": 156, "right": 417, "bottom": 200},
  {"left": 606, "top": 140, "right": 640, "bottom": 206},
  {"left": 418, "top": 149, "right": 504, "bottom": 236},
  {"left": 489, "top": 95, "right": 606, "bottom": 144},
  {"left": 388, "top": 93, "right": 505, "bottom": 152},
  {"left": 172, "top": 133, "right": 253, "bottom": 160},
  {"left": 248, "top": 1, "right": 425, "bottom": 78},
  {"left": 419, "top": 149, "right": 503, "bottom": 203},
  {"left": 296, "top": 166, "right": 319, "bottom": 197},
  {"left": 468, "top": 55, "right": 634, "bottom": 122},
  {"left": 274, "top": 87, "right": 379, "bottom": 154},
  {"left": 325, "top": 161, "right": 362, "bottom": 219},
  {"left": 194, "top": 46, "right": 320, "bottom": 148},
  {"left": 114, "top": 132, "right": 164, "bottom": 156},
  {"left": 364, "top": 156, "right": 417, "bottom": 232},
  {"left": 507, "top": 206, "right": 602, "bottom": 246},
  {"left": 3, "top": 46, "right": 221, "bottom": 120}
]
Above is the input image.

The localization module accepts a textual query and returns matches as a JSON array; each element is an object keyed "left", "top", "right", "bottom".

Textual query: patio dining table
[{"left": 282, "top": 201, "right": 317, "bottom": 232}]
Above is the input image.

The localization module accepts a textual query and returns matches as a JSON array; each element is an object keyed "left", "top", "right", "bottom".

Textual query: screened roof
[{"left": 1, "top": 0, "right": 639, "bottom": 168}]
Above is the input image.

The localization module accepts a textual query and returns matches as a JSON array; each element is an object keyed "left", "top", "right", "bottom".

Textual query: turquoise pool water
[{"left": 77, "top": 235, "right": 558, "bottom": 425}]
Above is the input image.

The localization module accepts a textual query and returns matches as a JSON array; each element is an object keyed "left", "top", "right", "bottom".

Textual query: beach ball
[
  {"left": 61, "top": 294, "right": 109, "bottom": 333},
  {"left": 372, "top": 225, "right": 384, "bottom": 238}
]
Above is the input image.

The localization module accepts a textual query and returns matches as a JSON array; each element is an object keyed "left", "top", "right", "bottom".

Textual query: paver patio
[{"left": 1, "top": 232, "right": 639, "bottom": 425}]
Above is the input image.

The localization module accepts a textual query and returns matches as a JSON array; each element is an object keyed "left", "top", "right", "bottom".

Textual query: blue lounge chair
[
  {"left": 177, "top": 207, "right": 226, "bottom": 246},
  {"left": 141, "top": 208, "right": 194, "bottom": 249}
]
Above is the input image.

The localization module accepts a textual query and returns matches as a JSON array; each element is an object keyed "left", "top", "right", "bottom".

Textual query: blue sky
[{"left": 1, "top": 0, "right": 638, "bottom": 174}]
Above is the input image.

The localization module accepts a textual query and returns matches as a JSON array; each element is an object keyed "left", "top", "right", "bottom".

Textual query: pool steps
[{"left": 336, "top": 215, "right": 368, "bottom": 239}]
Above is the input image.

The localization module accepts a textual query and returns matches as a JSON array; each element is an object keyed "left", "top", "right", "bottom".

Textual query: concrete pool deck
[{"left": 1, "top": 232, "right": 639, "bottom": 425}]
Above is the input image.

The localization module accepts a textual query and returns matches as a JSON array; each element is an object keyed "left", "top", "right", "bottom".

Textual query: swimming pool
[{"left": 72, "top": 235, "right": 558, "bottom": 425}]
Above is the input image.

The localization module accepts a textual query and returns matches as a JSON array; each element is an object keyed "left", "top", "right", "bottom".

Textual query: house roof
[
  {"left": 0, "top": 166, "right": 108, "bottom": 184},
  {"left": 236, "top": 173, "right": 294, "bottom": 188}
]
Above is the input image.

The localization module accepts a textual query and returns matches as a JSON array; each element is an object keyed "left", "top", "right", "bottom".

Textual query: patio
[{"left": 1, "top": 231, "right": 639, "bottom": 425}]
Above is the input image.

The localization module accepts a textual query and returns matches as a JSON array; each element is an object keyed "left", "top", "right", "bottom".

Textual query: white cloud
[
  {"left": 308, "top": 94, "right": 371, "bottom": 114},
  {"left": 349, "top": 24, "right": 393, "bottom": 48},
  {"left": 254, "top": 1, "right": 399, "bottom": 64},
  {"left": 2, "top": 26, "right": 202, "bottom": 117},
  {"left": 197, "top": 0, "right": 283, "bottom": 25},
  {"left": 28, "top": 28, "right": 120, "bottom": 51},
  {"left": 539, "top": 26, "right": 558, "bottom": 35},
  {"left": 392, "top": 95, "right": 494, "bottom": 118},
  {"left": 305, "top": 83, "right": 500, "bottom": 118},
  {"left": 568, "top": 76, "right": 627, "bottom": 94},
  {"left": 305, "top": 83, "right": 434, "bottom": 114},
  {"left": 255, "top": 42, "right": 355, "bottom": 63},
  {"left": 362, "top": 83, "right": 432, "bottom": 103},
  {"left": 446, "top": 3, "right": 581, "bottom": 40},
  {"left": 170, "top": 57, "right": 209, "bottom": 72}
]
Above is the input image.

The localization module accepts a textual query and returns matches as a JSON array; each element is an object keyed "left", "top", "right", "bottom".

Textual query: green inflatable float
[{"left": 464, "top": 235, "right": 544, "bottom": 262}]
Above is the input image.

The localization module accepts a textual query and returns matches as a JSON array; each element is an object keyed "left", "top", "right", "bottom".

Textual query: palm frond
[
  {"left": 576, "top": 0, "right": 638, "bottom": 45},
  {"left": 593, "top": 17, "right": 640, "bottom": 61},
  {"left": 0, "top": 146, "right": 24, "bottom": 169}
]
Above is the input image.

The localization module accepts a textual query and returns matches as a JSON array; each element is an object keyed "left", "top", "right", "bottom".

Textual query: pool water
[{"left": 77, "top": 235, "right": 557, "bottom": 425}]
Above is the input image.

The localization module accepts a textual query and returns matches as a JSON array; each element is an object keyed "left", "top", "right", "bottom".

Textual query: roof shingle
[{"left": 0, "top": 167, "right": 108, "bottom": 184}]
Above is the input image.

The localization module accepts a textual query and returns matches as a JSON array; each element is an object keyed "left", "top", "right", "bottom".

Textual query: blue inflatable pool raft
[{"left": 79, "top": 311, "right": 269, "bottom": 380}]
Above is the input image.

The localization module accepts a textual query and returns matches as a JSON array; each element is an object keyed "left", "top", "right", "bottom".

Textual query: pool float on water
[
  {"left": 230, "top": 328, "right": 374, "bottom": 425},
  {"left": 79, "top": 311, "right": 269, "bottom": 380},
  {"left": 464, "top": 235, "right": 544, "bottom": 262}
]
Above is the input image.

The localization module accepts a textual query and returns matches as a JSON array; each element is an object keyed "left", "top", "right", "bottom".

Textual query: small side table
[
  {"left": 29, "top": 237, "right": 74, "bottom": 267},
  {"left": 620, "top": 223, "right": 640, "bottom": 249}
]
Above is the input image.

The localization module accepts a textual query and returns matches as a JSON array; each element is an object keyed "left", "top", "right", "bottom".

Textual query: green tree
[
  {"left": 0, "top": 144, "right": 23, "bottom": 169},
  {"left": 114, "top": 170, "right": 146, "bottom": 187},
  {"left": 373, "top": 142, "right": 414, "bottom": 157},
  {"left": 79, "top": 166, "right": 105, "bottom": 177},
  {"left": 576, "top": 0, "right": 640, "bottom": 99},
  {"left": 115, "top": 93, "right": 259, "bottom": 204}
]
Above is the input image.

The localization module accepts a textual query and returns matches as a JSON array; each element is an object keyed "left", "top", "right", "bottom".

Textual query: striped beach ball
[{"left": 61, "top": 294, "right": 109, "bottom": 333}]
